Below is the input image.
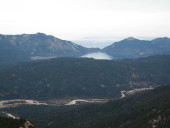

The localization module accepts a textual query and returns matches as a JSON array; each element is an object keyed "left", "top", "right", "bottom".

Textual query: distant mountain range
[
  {"left": 0, "top": 33, "right": 170, "bottom": 68},
  {"left": 103, "top": 37, "right": 170, "bottom": 58}
]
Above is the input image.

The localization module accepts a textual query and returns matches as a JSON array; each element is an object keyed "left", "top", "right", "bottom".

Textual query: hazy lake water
[{"left": 81, "top": 52, "right": 112, "bottom": 60}]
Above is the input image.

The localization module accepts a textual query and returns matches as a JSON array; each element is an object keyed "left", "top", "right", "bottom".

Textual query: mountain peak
[
  {"left": 125, "top": 37, "right": 137, "bottom": 41},
  {"left": 35, "top": 32, "right": 47, "bottom": 36},
  {"left": 20, "top": 32, "right": 47, "bottom": 38}
]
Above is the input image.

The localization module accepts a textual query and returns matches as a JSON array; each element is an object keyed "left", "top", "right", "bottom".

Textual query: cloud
[{"left": 0, "top": 0, "right": 169, "bottom": 42}]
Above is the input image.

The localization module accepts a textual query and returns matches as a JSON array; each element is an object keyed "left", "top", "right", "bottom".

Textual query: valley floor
[{"left": 0, "top": 98, "right": 109, "bottom": 108}]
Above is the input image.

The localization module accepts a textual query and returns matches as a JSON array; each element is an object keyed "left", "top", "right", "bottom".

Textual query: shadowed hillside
[{"left": 0, "top": 55, "right": 170, "bottom": 99}]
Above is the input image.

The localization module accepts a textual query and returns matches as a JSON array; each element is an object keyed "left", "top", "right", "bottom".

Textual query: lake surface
[{"left": 81, "top": 52, "right": 113, "bottom": 60}]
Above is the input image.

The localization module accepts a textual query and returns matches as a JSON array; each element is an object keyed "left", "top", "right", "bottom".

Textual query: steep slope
[
  {"left": 103, "top": 37, "right": 170, "bottom": 58},
  {"left": 0, "top": 55, "right": 170, "bottom": 99},
  {"left": 0, "top": 35, "right": 29, "bottom": 69},
  {"left": 5, "top": 33, "right": 92, "bottom": 57},
  {"left": 2, "top": 85, "right": 170, "bottom": 128}
]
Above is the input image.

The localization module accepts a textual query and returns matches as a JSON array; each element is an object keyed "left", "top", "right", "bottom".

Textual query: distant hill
[
  {"left": 0, "top": 33, "right": 100, "bottom": 68},
  {"left": 2, "top": 85, "right": 170, "bottom": 128},
  {"left": 0, "top": 55, "right": 170, "bottom": 99},
  {"left": 103, "top": 37, "right": 170, "bottom": 58}
]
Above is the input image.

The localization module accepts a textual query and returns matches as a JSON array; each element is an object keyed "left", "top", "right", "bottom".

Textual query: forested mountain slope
[{"left": 0, "top": 55, "right": 170, "bottom": 99}]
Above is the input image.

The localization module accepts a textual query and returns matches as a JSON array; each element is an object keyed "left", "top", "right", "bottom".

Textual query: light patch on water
[
  {"left": 82, "top": 52, "right": 112, "bottom": 60},
  {"left": 31, "top": 56, "right": 57, "bottom": 60}
]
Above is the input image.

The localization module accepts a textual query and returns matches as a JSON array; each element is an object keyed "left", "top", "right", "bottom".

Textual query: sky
[{"left": 0, "top": 0, "right": 170, "bottom": 48}]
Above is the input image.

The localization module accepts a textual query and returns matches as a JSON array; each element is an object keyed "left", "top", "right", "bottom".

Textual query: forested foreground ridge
[
  {"left": 0, "top": 55, "right": 170, "bottom": 99},
  {"left": 2, "top": 85, "right": 170, "bottom": 128},
  {"left": 0, "top": 116, "right": 36, "bottom": 128}
]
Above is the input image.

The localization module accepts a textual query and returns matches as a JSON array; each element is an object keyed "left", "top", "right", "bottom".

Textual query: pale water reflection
[{"left": 82, "top": 52, "right": 112, "bottom": 60}]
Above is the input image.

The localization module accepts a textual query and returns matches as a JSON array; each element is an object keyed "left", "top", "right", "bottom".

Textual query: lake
[{"left": 81, "top": 52, "right": 113, "bottom": 60}]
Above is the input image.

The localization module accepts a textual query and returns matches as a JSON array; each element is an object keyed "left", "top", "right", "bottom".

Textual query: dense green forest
[
  {"left": 0, "top": 116, "right": 36, "bottom": 128},
  {"left": 0, "top": 116, "right": 25, "bottom": 128},
  {"left": 2, "top": 85, "right": 170, "bottom": 128},
  {"left": 0, "top": 55, "right": 170, "bottom": 99}
]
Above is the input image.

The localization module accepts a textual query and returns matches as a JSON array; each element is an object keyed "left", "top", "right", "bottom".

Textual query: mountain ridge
[
  {"left": 0, "top": 33, "right": 100, "bottom": 68},
  {"left": 4, "top": 32, "right": 89, "bottom": 56},
  {"left": 103, "top": 36, "right": 170, "bottom": 58}
]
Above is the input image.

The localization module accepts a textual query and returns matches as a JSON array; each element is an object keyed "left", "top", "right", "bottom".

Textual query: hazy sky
[{"left": 0, "top": 0, "right": 170, "bottom": 47}]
